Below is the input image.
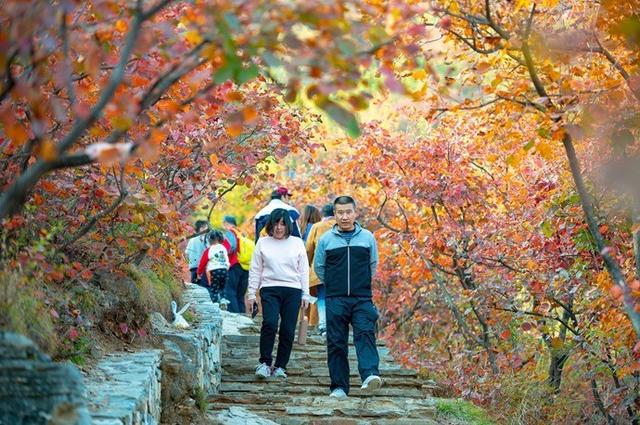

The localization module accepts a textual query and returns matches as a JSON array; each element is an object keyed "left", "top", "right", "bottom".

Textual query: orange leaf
[
  {"left": 242, "top": 107, "right": 258, "bottom": 123},
  {"left": 209, "top": 153, "right": 219, "bottom": 164},
  {"left": 115, "top": 19, "right": 128, "bottom": 33},
  {"left": 5, "top": 123, "right": 29, "bottom": 146},
  {"left": 37, "top": 140, "right": 58, "bottom": 161},
  {"left": 149, "top": 128, "right": 166, "bottom": 146},
  {"left": 225, "top": 91, "right": 243, "bottom": 102},
  {"left": 226, "top": 123, "right": 243, "bottom": 137}
]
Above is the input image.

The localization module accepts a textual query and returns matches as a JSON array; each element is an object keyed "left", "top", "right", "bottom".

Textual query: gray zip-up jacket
[{"left": 313, "top": 223, "right": 378, "bottom": 298}]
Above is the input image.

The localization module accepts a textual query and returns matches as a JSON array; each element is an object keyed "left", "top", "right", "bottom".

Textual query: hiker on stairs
[
  {"left": 314, "top": 195, "right": 382, "bottom": 398},
  {"left": 246, "top": 208, "right": 311, "bottom": 380}
]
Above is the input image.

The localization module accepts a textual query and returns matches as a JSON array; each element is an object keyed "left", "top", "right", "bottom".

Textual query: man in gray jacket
[{"left": 314, "top": 196, "right": 381, "bottom": 398}]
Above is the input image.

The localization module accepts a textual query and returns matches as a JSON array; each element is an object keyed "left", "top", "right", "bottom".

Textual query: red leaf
[
  {"left": 119, "top": 322, "right": 129, "bottom": 334},
  {"left": 68, "top": 327, "right": 79, "bottom": 341},
  {"left": 500, "top": 329, "right": 512, "bottom": 340}
]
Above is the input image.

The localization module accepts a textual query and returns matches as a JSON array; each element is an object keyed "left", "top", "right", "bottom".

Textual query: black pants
[
  {"left": 326, "top": 297, "right": 380, "bottom": 394},
  {"left": 207, "top": 268, "right": 227, "bottom": 303},
  {"left": 259, "top": 286, "right": 302, "bottom": 369},
  {"left": 224, "top": 263, "right": 245, "bottom": 313},
  {"left": 189, "top": 267, "right": 199, "bottom": 284},
  {"left": 224, "top": 264, "right": 248, "bottom": 313}
]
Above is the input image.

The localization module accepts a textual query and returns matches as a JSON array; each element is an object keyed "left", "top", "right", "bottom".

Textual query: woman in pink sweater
[{"left": 247, "top": 208, "right": 310, "bottom": 379}]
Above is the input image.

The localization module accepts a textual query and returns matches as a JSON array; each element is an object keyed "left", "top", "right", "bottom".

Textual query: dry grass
[{"left": 0, "top": 268, "right": 57, "bottom": 352}]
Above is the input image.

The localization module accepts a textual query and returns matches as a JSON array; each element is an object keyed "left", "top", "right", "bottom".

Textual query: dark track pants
[
  {"left": 259, "top": 286, "right": 302, "bottom": 369},
  {"left": 224, "top": 263, "right": 244, "bottom": 313},
  {"left": 326, "top": 296, "right": 380, "bottom": 394}
]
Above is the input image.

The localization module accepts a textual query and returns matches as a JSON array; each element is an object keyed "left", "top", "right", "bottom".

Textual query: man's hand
[{"left": 301, "top": 298, "right": 310, "bottom": 310}]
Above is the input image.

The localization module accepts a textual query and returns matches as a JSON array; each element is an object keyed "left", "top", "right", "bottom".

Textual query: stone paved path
[{"left": 208, "top": 320, "right": 444, "bottom": 425}]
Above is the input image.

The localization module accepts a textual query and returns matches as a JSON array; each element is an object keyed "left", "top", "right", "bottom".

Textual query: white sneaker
[
  {"left": 272, "top": 367, "right": 287, "bottom": 379},
  {"left": 220, "top": 298, "right": 230, "bottom": 305},
  {"left": 255, "top": 363, "right": 271, "bottom": 379},
  {"left": 329, "top": 388, "right": 348, "bottom": 398},
  {"left": 360, "top": 375, "right": 382, "bottom": 393}
]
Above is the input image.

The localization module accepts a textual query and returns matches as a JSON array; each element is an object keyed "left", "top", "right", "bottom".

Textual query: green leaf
[
  {"left": 540, "top": 220, "right": 554, "bottom": 238},
  {"left": 537, "top": 127, "right": 551, "bottom": 139},
  {"left": 322, "top": 101, "right": 361, "bottom": 138},
  {"left": 523, "top": 140, "right": 535, "bottom": 151},
  {"left": 235, "top": 64, "right": 260, "bottom": 84},
  {"left": 214, "top": 63, "right": 234, "bottom": 84}
]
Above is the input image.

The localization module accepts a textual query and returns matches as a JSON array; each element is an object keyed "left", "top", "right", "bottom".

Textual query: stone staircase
[{"left": 208, "top": 322, "right": 442, "bottom": 424}]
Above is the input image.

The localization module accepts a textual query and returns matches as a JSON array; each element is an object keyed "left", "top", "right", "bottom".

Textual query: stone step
[
  {"left": 220, "top": 374, "right": 434, "bottom": 390},
  {"left": 224, "top": 334, "right": 387, "bottom": 347},
  {"left": 219, "top": 382, "right": 428, "bottom": 398},
  {"left": 221, "top": 361, "right": 416, "bottom": 378},
  {"left": 222, "top": 358, "right": 398, "bottom": 371},
  {"left": 247, "top": 414, "right": 440, "bottom": 425},
  {"left": 222, "top": 341, "right": 394, "bottom": 361},
  {"left": 207, "top": 394, "right": 437, "bottom": 419}
]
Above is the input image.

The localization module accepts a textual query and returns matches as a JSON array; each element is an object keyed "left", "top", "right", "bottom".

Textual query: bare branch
[{"left": 61, "top": 12, "right": 77, "bottom": 111}]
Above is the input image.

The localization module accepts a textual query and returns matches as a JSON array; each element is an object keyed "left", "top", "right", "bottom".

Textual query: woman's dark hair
[
  {"left": 299, "top": 205, "right": 321, "bottom": 235},
  {"left": 321, "top": 203, "right": 334, "bottom": 217},
  {"left": 195, "top": 219, "right": 209, "bottom": 232},
  {"left": 265, "top": 208, "right": 293, "bottom": 238},
  {"left": 207, "top": 229, "right": 224, "bottom": 244}
]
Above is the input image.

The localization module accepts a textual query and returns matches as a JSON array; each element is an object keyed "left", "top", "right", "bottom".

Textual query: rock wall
[
  {"left": 85, "top": 350, "right": 162, "bottom": 425},
  {"left": 86, "top": 284, "right": 223, "bottom": 424},
  {"left": 151, "top": 284, "right": 223, "bottom": 421},
  {"left": 0, "top": 332, "right": 91, "bottom": 425}
]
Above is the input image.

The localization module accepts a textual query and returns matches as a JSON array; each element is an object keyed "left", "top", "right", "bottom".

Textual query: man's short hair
[
  {"left": 321, "top": 203, "right": 334, "bottom": 217},
  {"left": 265, "top": 208, "right": 293, "bottom": 237},
  {"left": 195, "top": 220, "right": 209, "bottom": 231},
  {"left": 223, "top": 215, "right": 237, "bottom": 226},
  {"left": 334, "top": 196, "right": 356, "bottom": 208}
]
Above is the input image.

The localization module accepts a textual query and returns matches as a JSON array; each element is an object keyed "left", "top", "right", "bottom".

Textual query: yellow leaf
[
  {"left": 536, "top": 141, "right": 554, "bottom": 160},
  {"left": 110, "top": 114, "right": 132, "bottom": 131},
  {"left": 184, "top": 30, "right": 203, "bottom": 45},
  {"left": 412, "top": 69, "right": 427, "bottom": 80}
]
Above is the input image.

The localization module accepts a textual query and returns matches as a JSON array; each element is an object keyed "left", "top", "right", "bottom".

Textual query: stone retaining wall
[
  {"left": 84, "top": 284, "right": 223, "bottom": 425},
  {"left": 152, "top": 284, "right": 223, "bottom": 413},
  {"left": 85, "top": 350, "right": 162, "bottom": 425},
  {"left": 0, "top": 332, "right": 91, "bottom": 425},
  {"left": 0, "top": 285, "right": 224, "bottom": 425}
]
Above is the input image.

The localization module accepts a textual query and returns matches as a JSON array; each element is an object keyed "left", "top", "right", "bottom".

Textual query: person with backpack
[
  {"left": 254, "top": 187, "right": 301, "bottom": 242},
  {"left": 202, "top": 230, "right": 230, "bottom": 303},
  {"left": 222, "top": 215, "right": 254, "bottom": 313}
]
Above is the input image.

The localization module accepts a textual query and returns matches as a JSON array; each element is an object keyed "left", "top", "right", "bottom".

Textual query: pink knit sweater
[{"left": 247, "top": 236, "right": 310, "bottom": 301}]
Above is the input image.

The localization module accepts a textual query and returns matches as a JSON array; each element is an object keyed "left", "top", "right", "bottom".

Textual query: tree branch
[{"left": 62, "top": 169, "right": 128, "bottom": 249}]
